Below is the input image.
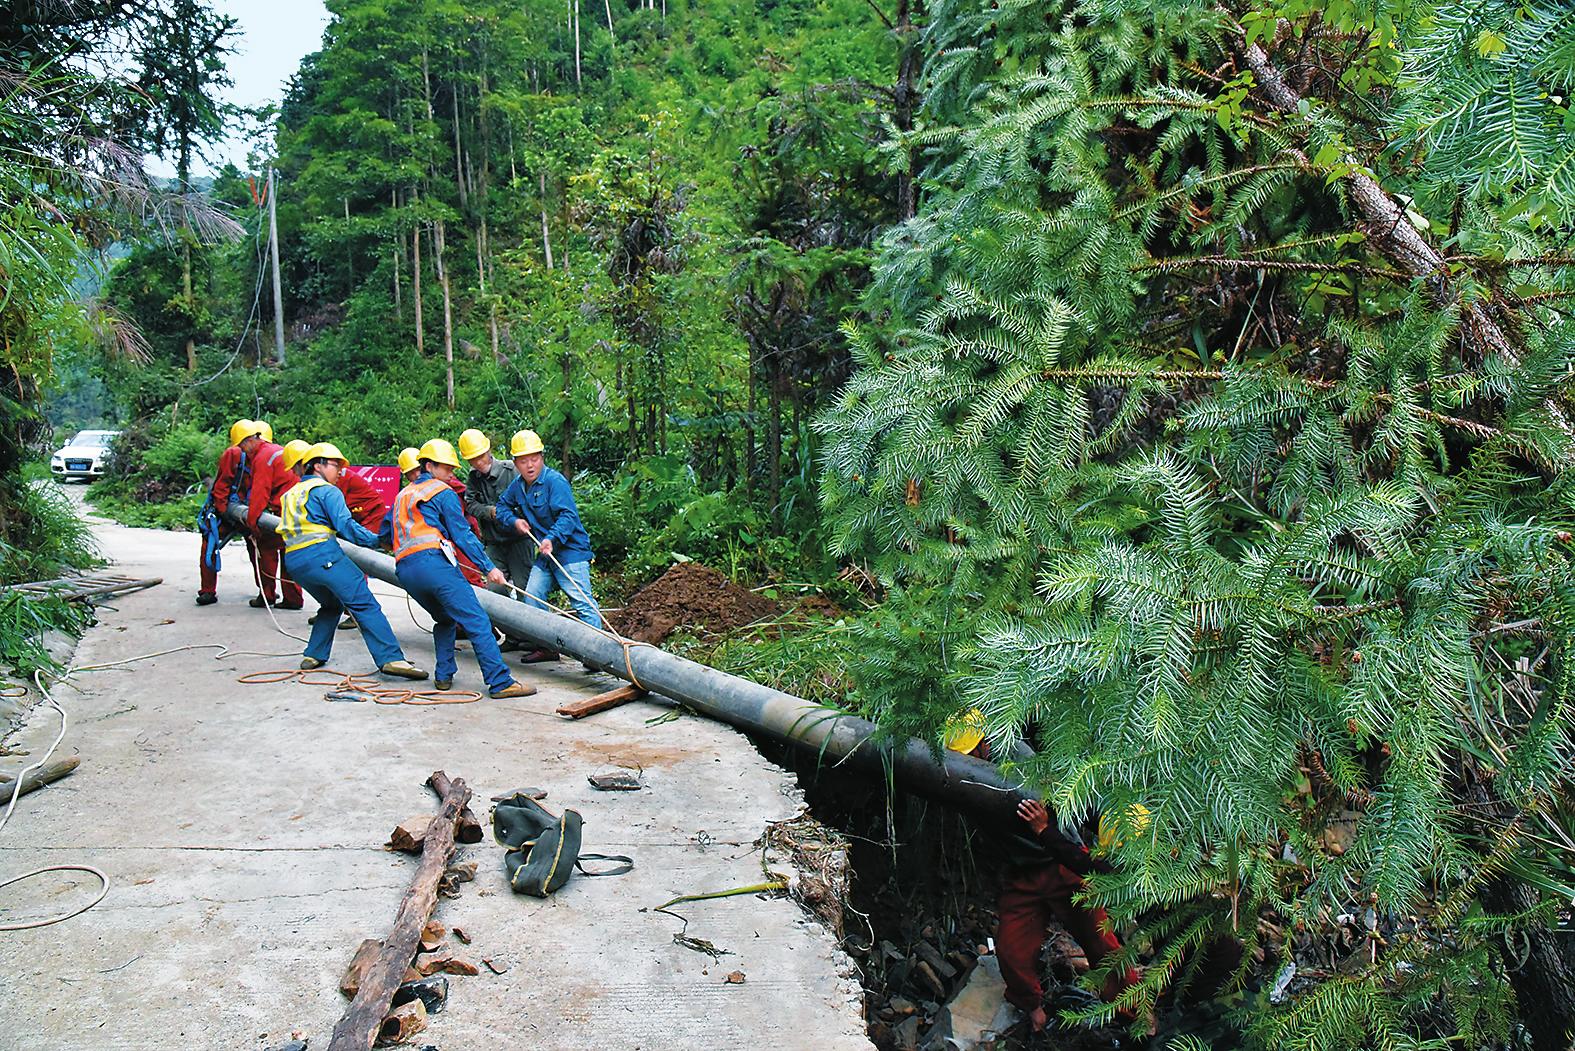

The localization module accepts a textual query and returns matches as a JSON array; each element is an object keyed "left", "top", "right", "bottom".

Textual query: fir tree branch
[
  {"left": 1135, "top": 255, "right": 1408, "bottom": 280},
  {"left": 1241, "top": 38, "right": 1575, "bottom": 460}
]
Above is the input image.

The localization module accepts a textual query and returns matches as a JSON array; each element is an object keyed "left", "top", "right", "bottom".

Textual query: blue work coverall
[
  {"left": 281, "top": 483, "right": 406, "bottom": 669},
  {"left": 494, "top": 465, "right": 602, "bottom": 629},
  {"left": 380, "top": 474, "right": 515, "bottom": 692}
]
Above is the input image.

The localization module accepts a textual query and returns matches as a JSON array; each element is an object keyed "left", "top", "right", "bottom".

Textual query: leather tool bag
[{"left": 492, "top": 791, "right": 633, "bottom": 897}]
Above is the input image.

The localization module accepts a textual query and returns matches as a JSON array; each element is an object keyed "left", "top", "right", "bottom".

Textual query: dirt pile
[{"left": 612, "top": 562, "right": 782, "bottom": 643}]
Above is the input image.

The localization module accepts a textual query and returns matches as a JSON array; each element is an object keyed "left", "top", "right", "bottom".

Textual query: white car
[{"left": 50, "top": 429, "right": 121, "bottom": 482}]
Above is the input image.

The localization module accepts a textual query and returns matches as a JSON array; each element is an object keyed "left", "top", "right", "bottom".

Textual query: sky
[{"left": 143, "top": 0, "right": 333, "bottom": 179}]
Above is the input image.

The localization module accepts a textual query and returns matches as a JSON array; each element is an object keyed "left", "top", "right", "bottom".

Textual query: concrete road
[{"left": 0, "top": 491, "right": 868, "bottom": 1050}]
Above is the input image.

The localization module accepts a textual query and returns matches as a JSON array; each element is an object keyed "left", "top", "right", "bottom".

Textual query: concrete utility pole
[{"left": 266, "top": 167, "right": 286, "bottom": 366}]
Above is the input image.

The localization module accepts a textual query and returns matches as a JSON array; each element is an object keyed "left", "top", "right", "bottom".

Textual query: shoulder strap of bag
[{"left": 575, "top": 853, "right": 634, "bottom": 877}]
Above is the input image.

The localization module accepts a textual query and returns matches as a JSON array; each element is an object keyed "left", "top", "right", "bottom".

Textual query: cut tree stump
[
  {"left": 326, "top": 770, "right": 471, "bottom": 1051},
  {"left": 556, "top": 684, "right": 647, "bottom": 720}
]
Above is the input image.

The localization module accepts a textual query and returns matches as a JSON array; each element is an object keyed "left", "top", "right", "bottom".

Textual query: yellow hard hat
[
  {"left": 509, "top": 429, "right": 545, "bottom": 457},
  {"left": 397, "top": 447, "right": 421, "bottom": 474},
  {"left": 942, "top": 708, "right": 986, "bottom": 755},
  {"left": 255, "top": 420, "right": 274, "bottom": 443},
  {"left": 228, "top": 419, "right": 259, "bottom": 446},
  {"left": 417, "top": 438, "right": 461, "bottom": 469},
  {"left": 456, "top": 428, "right": 491, "bottom": 461},
  {"left": 1095, "top": 803, "right": 1152, "bottom": 854},
  {"left": 280, "top": 439, "right": 314, "bottom": 471},
  {"left": 304, "top": 442, "right": 349, "bottom": 469}
]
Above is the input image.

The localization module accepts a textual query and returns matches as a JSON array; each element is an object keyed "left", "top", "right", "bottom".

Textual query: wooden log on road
[
  {"left": 326, "top": 770, "right": 471, "bottom": 1051},
  {"left": 427, "top": 770, "right": 482, "bottom": 844},
  {"left": 556, "top": 683, "right": 647, "bottom": 720},
  {"left": 0, "top": 756, "right": 81, "bottom": 798}
]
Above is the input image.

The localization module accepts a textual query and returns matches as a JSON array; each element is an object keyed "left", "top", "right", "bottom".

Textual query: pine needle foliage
[{"left": 818, "top": 0, "right": 1575, "bottom": 1045}]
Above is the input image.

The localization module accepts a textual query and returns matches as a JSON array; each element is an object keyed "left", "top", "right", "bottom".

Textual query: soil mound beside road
[{"left": 613, "top": 562, "right": 782, "bottom": 643}]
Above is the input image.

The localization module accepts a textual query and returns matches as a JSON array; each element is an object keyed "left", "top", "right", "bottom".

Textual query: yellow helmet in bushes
[
  {"left": 509, "top": 429, "right": 545, "bottom": 457},
  {"left": 280, "top": 439, "right": 314, "bottom": 471},
  {"left": 1095, "top": 803, "right": 1152, "bottom": 854},
  {"left": 397, "top": 447, "right": 421, "bottom": 474},
  {"left": 942, "top": 708, "right": 986, "bottom": 755},
  {"left": 418, "top": 438, "right": 461, "bottom": 469},
  {"left": 228, "top": 419, "right": 259, "bottom": 446},
  {"left": 457, "top": 428, "right": 491, "bottom": 461},
  {"left": 255, "top": 420, "right": 274, "bottom": 443}
]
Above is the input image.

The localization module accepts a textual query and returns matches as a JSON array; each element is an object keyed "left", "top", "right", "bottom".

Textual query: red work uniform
[
  {"left": 445, "top": 477, "right": 486, "bottom": 586},
  {"left": 245, "top": 441, "right": 304, "bottom": 606},
  {"left": 996, "top": 819, "right": 1138, "bottom": 1015},
  {"left": 200, "top": 445, "right": 259, "bottom": 596},
  {"left": 336, "top": 471, "right": 388, "bottom": 532}
]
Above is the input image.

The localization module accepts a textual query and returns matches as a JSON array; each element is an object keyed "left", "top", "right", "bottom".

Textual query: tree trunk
[
  {"left": 745, "top": 340, "right": 757, "bottom": 499},
  {"left": 561, "top": 351, "right": 574, "bottom": 471},
  {"left": 182, "top": 240, "right": 196, "bottom": 370},
  {"left": 768, "top": 351, "right": 782, "bottom": 526},
  {"left": 1240, "top": 40, "right": 1574, "bottom": 452},
  {"left": 412, "top": 222, "right": 425, "bottom": 355},
  {"left": 573, "top": 0, "right": 582, "bottom": 87},
  {"left": 1479, "top": 873, "right": 1575, "bottom": 1051},
  {"left": 451, "top": 80, "right": 468, "bottom": 211},
  {"left": 344, "top": 196, "right": 354, "bottom": 292},
  {"left": 434, "top": 220, "right": 455, "bottom": 409},
  {"left": 894, "top": 0, "right": 919, "bottom": 221},
  {"left": 540, "top": 172, "right": 555, "bottom": 270},
  {"left": 603, "top": 0, "right": 616, "bottom": 49},
  {"left": 391, "top": 190, "right": 402, "bottom": 321}
]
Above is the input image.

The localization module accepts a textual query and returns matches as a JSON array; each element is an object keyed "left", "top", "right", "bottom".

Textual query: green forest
[{"left": 6, "top": 0, "right": 1575, "bottom": 1046}]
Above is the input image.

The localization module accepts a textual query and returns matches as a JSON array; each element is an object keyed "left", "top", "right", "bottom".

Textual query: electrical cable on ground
[{"left": 235, "top": 667, "right": 484, "bottom": 705}]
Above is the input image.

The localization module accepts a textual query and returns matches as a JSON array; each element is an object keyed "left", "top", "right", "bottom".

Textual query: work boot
[
  {"left": 520, "top": 649, "right": 560, "bottom": 664},
  {"left": 499, "top": 638, "right": 525, "bottom": 653},
  {"left": 490, "top": 682, "right": 537, "bottom": 699},
  {"left": 339, "top": 614, "right": 357, "bottom": 630},
  {"left": 279, "top": 599, "right": 304, "bottom": 611},
  {"left": 195, "top": 592, "right": 217, "bottom": 606},
  {"left": 380, "top": 660, "right": 428, "bottom": 681},
  {"left": 300, "top": 657, "right": 325, "bottom": 670},
  {"left": 308, "top": 609, "right": 322, "bottom": 624},
  {"left": 249, "top": 594, "right": 272, "bottom": 608},
  {"left": 434, "top": 679, "right": 453, "bottom": 691}
]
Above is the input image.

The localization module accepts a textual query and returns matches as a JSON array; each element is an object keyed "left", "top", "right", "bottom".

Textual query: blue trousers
[
  {"left": 524, "top": 559, "right": 602, "bottom": 630},
  {"left": 396, "top": 549, "right": 514, "bottom": 692},
  {"left": 284, "top": 542, "right": 404, "bottom": 668}
]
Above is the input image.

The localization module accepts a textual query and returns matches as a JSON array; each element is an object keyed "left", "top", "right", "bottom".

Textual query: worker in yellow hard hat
[
  {"left": 276, "top": 442, "right": 425, "bottom": 680},
  {"left": 243, "top": 425, "right": 305, "bottom": 610},
  {"left": 457, "top": 427, "right": 529, "bottom": 651},
  {"left": 397, "top": 447, "right": 422, "bottom": 485},
  {"left": 280, "top": 439, "right": 314, "bottom": 476},
  {"left": 495, "top": 428, "right": 602, "bottom": 665},
  {"left": 378, "top": 438, "right": 534, "bottom": 699},
  {"left": 997, "top": 793, "right": 1142, "bottom": 1031},
  {"left": 197, "top": 419, "right": 265, "bottom": 606},
  {"left": 254, "top": 420, "right": 274, "bottom": 443}
]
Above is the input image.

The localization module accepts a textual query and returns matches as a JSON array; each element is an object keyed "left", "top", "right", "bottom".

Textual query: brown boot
[
  {"left": 490, "top": 682, "right": 538, "bottom": 699},
  {"left": 519, "top": 649, "right": 560, "bottom": 664}
]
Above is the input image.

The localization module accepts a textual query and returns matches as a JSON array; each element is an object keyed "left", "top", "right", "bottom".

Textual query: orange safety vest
[{"left": 391, "top": 478, "right": 450, "bottom": 561}]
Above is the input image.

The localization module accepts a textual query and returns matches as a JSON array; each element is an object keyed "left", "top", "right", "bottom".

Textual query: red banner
[{"left": 346, "top": 465, "right": 401, "bottom": 508}]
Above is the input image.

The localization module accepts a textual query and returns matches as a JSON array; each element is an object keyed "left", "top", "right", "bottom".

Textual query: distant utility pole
[{"left": 267, "top": 167, "right": 286, "bottom": 366}]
